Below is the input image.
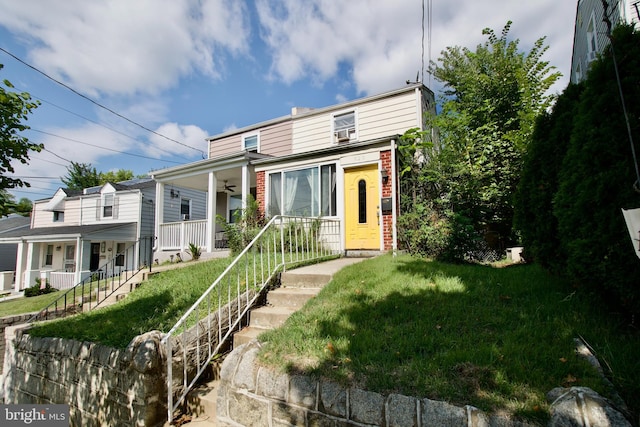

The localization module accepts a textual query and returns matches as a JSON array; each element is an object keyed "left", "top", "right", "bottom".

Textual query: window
[
  {"left": 333, "top": 110, "right": 356, "bottom": 142},
  {"left": 115, "top": 243, "right": 125, "bottom": 267},
  {"left": 64, "top": 245, "right": 75, "bottom": 271},
  {"left": 45, "top": 245, "right": 53, "bottom": 266},
  {"left": 586, "top": 12, "right": 598, "bottom": 62},
  {"left": 268, "top": 164, "right": 337, "bottom": 217},
  {"left": 228, "top": 195, "right": 242, "bottom": 223},
  {"left": 180, "top": 198, "right": 191, "bottom": 220},
  {"left": 358, "top": 179, "right": 367, "bottom": 223},
  {"left": 103, "top": 194, "right": 114, "bottom": 218},
  {"left": 53, "top": 210, "right": 64, "bottom": 222},
  {"left": 242, "top": 132, "right": 259, "bottom": 152}
]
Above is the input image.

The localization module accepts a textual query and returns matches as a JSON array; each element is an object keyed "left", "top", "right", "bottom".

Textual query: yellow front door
[{"left": 344, "top": 164, "right": 380, "bottom": 250}]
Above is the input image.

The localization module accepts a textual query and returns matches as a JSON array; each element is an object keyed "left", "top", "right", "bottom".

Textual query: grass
[
  {"left": 257, "top": 254, "right": 640, "bottom": 424},
  {"left": 28, "top": 257, "right": 234, "bottom": 348},
  {"left": 0, "top": 291, "right": 65, "bottom": 317}
]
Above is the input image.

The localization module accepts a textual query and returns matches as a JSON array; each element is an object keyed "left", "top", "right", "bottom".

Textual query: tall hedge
[
  {"left": 514, "top": 83, "right": 583, "bottom": 271},
  {"left": 517, "top": 25, "right": 640, "bottom": 315}
]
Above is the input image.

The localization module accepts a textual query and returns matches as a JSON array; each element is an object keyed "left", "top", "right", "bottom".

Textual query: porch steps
[{"left": 184, "top": 257, "right": 368, "bottom": 425}]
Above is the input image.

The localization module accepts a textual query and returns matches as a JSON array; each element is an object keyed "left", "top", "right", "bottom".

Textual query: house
[
  {"left": 151, "top": 83, "right": 435, "bottom": 256},
  {"left": 0, "top": 214, "right": 31, "bottom": 291},
  {"left": 0, "top": 178, "right": 206, "bottom": 291},
  {"left": 570, "top": 0, "right": 639, "bottom": 83}
]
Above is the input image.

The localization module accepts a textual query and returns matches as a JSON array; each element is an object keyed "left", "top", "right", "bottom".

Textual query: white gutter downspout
[{"left": 391, "top": 138, "right": 398, "bottom": 257}]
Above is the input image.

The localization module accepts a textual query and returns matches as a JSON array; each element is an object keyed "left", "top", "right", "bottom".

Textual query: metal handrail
[
  {"left": 161, "top": 215, "right": 341, "bottom": 422},
  {"left": 27, "top": 236, "right": 154, "bottom": 323}
]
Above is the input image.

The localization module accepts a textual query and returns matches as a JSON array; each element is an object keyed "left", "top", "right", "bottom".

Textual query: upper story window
[
  {"left": 333, "top": 110, "right": 357, "bottom": 143},
  {"left": 242, "top": 132, "right": 259, "bottom": 152},
  {"left": 53, "top": 210, "right": 64, "bottom": 222},
  {"left": 103, "top": 194, "right": 114, "bottom": 218},
  {"left": 586, "top": 12, "right": 598, "bottom": 62}
]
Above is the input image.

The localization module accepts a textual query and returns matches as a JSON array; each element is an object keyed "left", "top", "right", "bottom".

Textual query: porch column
[
  {"left": 154, "top": 181, "right": 165, "bottom": 251},
  {"left": 74, "top": 236, "right": 83, "bottom": 285},
  {"left": 241, "top": 164, "right": 250, "bottom": 209},
  {"left": 14, "top": 241, "right": 26, "bottom": 291},
  {"left": 23, "top": 242, "right": 38, "bottom": 290},
  {"left": 206, "top": 172, "right": 217, "bottom": 252}
]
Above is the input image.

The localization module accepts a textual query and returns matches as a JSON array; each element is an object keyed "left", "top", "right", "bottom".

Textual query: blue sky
[{"left": 0, "top": 0, "right": 577, "bottom": 202}]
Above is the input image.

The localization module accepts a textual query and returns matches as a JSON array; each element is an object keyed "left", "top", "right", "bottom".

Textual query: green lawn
[
  {"left": 257, "top": 254, "right": 639, "bottom": 424},
  {"left": 0, "top": 291, "right": 64, "bottom": 317},
  {"left": 11, "top": 253, "right": 639, "bottom": 424}
]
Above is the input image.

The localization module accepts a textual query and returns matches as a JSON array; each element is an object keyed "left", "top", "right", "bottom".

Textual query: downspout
[{"left": 391, "top": 138, "right": 398, "bottom": 257}]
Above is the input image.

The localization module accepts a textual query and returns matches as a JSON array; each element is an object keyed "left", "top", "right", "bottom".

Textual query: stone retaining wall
[
  {"left": 0, "top": 313, "right": 33, "bottom": 376},
  {"left": 2, "top": 326, "right": 167, "bottom": 426},
  {"left": 217, "top": 341, "right": 537, "bottom": 427}
]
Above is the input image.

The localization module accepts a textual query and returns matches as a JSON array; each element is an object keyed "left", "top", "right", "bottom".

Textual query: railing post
[{"left": 280, "top": 216, "right": 286, "bottom": 271}]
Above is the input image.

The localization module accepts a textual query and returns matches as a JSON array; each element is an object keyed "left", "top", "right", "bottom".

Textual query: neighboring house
[
  {"left": 0, "top": 178, "right": 206, "bottom": 291},
  {"left": 0, "top": 215, "right": 31, "bottom": 290},
  {"left": 151, "top": 83, "right": 435, "bottom": 256},
  {"left": 570, "top": 0, "right": 639, "bottom": 83}
]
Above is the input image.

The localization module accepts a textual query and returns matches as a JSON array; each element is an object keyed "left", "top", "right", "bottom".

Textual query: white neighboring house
[
  {"left": 151, "top": 83, "right": 436, "bottom": 256},
  {"left": 570, "top": 0, "right": 639, "bottom": 83},
  {"left": 0, "top": 178, "right": 206, "bottom": 291}
]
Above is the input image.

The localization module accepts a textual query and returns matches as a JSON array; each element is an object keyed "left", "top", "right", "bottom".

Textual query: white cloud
[
  {"left": 256, "top": 0, "right": 576, "bottom": 96},
  {"left": 147, "top": 122, "right": 209, "bottom": 159},
  {"left": 0, "top": 0, "right": 251, "bottom": 96}
]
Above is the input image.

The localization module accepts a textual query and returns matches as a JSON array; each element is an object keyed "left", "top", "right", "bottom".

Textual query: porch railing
[
  {"left": 161, "top": 216, "right": 341, "bottom": 422},
  {"left": 28, "top": 236, "right": 155, "bottom": 323},
  {"left": 159, "top": 219, "right": 207, "bottom": 251},
  {"left": 48, "top": 272, "right": 76, "bottom": 290}
]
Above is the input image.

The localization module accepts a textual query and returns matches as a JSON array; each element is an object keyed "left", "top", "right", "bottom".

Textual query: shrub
[
  {"left": 24, "top": 278, "right": 58, "bottom": 298},
  {"left": 186, "top": 243, "right": 202, "bottom": 261}
]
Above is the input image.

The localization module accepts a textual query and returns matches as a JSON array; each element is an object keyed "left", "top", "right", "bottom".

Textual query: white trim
[
  {"left": 331, "top": 107, "right": 359, "bottom": 144},
  {"left": 242, "top": 131, "right": 260, "bottom": 152}
]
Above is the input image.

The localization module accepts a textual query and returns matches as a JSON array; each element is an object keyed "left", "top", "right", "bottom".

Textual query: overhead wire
[
  {"left": 29, "top": 129, "right": 184, "bottom": 164},
  {"left": 0, "top": 46, "right": 207, "bottom": 158}
]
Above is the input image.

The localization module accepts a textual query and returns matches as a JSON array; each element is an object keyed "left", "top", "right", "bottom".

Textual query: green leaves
[{"left": 0, "top": 64, "right": 42, "bottom": 217}]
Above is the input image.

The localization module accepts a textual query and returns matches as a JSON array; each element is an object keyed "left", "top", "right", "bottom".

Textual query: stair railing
[
  {"left": 27, "top": 236, "right": 154, "bottom": 323},
  {"left": 162, "top": 215, "right": 341, "bottom": 422}
]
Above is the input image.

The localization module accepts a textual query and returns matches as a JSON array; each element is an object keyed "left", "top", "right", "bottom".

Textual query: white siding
[
  {"left": 291, "top": 90, "right": 419, "bottom": 154},
  {"left": 31, "top": 199, "right": 81, "bottom": 228},
  {"left": 161, "top": 186, "right": 207, "bottom": 223}
]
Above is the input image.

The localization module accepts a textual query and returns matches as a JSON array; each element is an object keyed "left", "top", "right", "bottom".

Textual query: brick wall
[
  {"left": 380, "top": 150, "right": 394, "bottom": 251},
  {"left": 255, "top": 171, "right": 266, "bottom": 218}
]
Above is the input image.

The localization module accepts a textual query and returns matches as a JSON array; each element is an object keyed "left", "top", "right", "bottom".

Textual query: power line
[
  {"left": 30, "top": 128, "right": 183, "bottom": 164},
  {"left": 32, "top": 94, "right": 194, "bottom": 162},
  {"left": 0, "top": 46, "right": 207, "bottom": 158}
]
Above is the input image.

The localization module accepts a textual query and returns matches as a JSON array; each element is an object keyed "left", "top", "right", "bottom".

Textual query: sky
[{"left": 0, "top": 0, "right": 577, "bottom": 202}]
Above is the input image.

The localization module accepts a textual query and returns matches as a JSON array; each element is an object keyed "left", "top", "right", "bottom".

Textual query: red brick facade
[
  {"left": 256, "top": 170, "right": 266, "bottom": 217},
  {"left": 380, "top": 150, "right": 394, "bottom": 251}
]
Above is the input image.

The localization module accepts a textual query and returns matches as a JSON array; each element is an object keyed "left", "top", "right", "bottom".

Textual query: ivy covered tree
[
  {"left": 430, "top": 21, "right": 560, "bottom": 250},
  {"left": 0, "top": 64, "right": 42, "bottom": 217},
  {"left": 398, "top": 22, "right": 560, "bottom": 261}
]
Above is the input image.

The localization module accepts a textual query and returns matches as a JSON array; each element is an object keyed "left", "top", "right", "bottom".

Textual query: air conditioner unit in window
[
  {"left": 335, "top": 129, "right": 351, "bottom": 142},
  {"left": 182, "top": 214, "right": 190, "bottom": 221}
]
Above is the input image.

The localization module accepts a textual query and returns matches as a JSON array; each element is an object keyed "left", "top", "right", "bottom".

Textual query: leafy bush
[
  {"left": 216, "top": 194, "right": 264, "bottom": 254},
  {"left": 24, "top": 278, "right": 58, "bottom": 298},
  {"left": 398, "top": 204, "right": 483, "bottom": 262}
]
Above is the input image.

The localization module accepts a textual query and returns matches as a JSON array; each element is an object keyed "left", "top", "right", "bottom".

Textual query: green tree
[
  {"left": 0, "top": 64, "right": 42, "bottom": 217},
  {"left": 429, "top": 21, "right": 560, "bottom": 250},
  {"left": 99, "top": 169, "right": 134, "bottom": 184},
  {"left": 60, "top": 162, "right": 100, "bottom": 190}
]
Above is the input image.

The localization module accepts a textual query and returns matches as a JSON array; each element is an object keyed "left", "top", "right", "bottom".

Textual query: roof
[
  {"left": 0, "top": 222, "right": 137, "bottom": 242},
  {"left": 206, "top": 83, "right": 431, "bottom": 141},
  {"left": 83, "top": 177, "right": 155, "bottom": 194},
  {"left": 0, "top": 214, "right": 31, "bottom": 234}
]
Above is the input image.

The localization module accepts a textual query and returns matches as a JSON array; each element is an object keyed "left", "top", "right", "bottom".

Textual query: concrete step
[
  {"left": 280, "top": 272, "right": 332, "bottom": 288},
  {"left": 266, "top": 287, "right": 319, "bottom": 308},
  {"left": 185, "top": 379, "right": 219, "bottom": 426},
  {"left": 233, "top": 326, "right": 267, "bottom": 347},
  {"left": 249, "top": 306, "right": 295, "bottom": 329}
]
